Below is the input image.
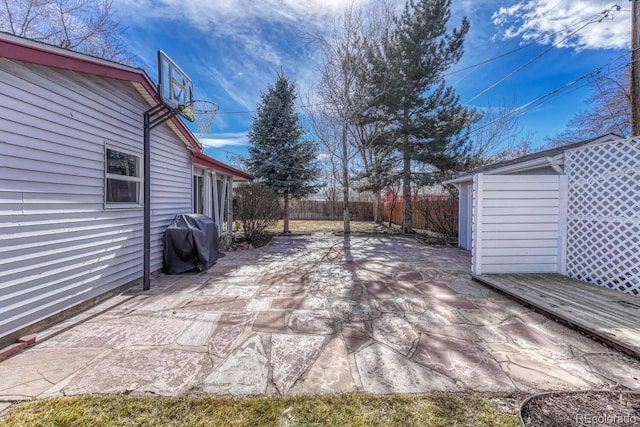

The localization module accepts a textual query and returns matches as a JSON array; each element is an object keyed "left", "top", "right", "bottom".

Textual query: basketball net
[{"left": 182, "top": 100, "right": 220, "bottom": 136}]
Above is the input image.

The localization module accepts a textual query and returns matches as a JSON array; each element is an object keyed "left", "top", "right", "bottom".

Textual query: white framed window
[
  {"left": 105, "top": 146, "right": 143, "bottom": 208},
  {"left": 193, "top": 174, "right": 204, "bottom": 214}
]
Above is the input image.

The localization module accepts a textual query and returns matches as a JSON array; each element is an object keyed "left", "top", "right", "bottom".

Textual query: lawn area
[
  {"left": 1, "top": 392, "right": 520, "bottom": 426},
  {"left": 266, "top": 220, "right": 400, "bottom": 234}
]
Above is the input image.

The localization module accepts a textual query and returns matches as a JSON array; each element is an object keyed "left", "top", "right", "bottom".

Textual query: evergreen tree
[
  {"left": 246, "top": 72, "right": 320, "bottom": 233},
  {"left": 360, "top": 0, "right": 479, "bottom": 233}
]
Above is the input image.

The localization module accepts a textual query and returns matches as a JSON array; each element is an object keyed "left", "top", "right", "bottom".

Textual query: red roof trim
[
  {"left": 194, "top": 153, "right": 253, "bottom": 180},
  {"left": 1, "top": 36, "right": 149, "bottom": 85}
]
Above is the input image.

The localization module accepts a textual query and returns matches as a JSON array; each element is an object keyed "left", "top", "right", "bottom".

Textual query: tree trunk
[
  {"left": 283, "top": 190, "right": 290, "bottom": 234},
  {"left": 372, "top": 193, "right": 380, "bottom": 224},
  {"left": 342, "top": 124, "right": 351, "bottom": 234},
  {"left": 388, "top": 193, "right": 398, "bottom": 228},
  {"left": 402, "top": 134, "right": 412, "bottom": 233}
]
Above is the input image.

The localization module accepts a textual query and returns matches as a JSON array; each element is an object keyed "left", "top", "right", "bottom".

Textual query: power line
[
  {"left": 446, "top": 5, "right": 592, "bottom": 77},
  {"left": 216, "top": 101, "right": 330, "bottom": 115},
  {"left": 466, "top": 51, "right": 633, "bottom": 139},
  {"left": 463, "top": 4, "right": 623, "bottom": 105}
]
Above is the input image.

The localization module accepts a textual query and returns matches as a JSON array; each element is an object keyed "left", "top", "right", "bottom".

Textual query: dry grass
[
  {"left": 266, "top": 220, "right": 401, "bottom": 235},
  {"left": 1, "top": 393, "right": 520, "bottom": 426}
]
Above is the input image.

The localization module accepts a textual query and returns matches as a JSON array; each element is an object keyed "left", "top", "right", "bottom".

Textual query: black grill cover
[{"left": 163, "top": 214, "right": 220, "bottom": 274}]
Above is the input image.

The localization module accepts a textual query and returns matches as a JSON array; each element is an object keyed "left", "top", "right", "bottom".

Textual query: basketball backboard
[{"left": 157, "top": 50, "right": 194, "bottom": 122}]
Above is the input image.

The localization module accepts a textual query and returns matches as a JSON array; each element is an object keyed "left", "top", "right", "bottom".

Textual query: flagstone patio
[{"left": 1, "top": 235, "right": 639, "bottom": 401}]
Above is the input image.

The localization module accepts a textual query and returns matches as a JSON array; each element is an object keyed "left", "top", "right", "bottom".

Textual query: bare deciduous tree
[
  {"left": 547, "top": 66, "right": 630, "bottom": 147},
  {"left": 462, "top": 98, "right": 533, "bottom": 170},
  {"left": 1, "top": 0, "right": 129, "bottom": 62},
  {"left": 307, "top": 2, "right": 371, "bottom": 234},
  {"left": 307, "top": 1, "right": 396, "bottom": 228}
]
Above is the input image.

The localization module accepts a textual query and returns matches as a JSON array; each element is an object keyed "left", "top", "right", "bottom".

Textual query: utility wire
[
  {"left": 216, "top": 101, "right": 330, "bottom": 115},
  {"left": 466, "top": 51, "right": 634, "bottom": 139},
  {"left": 446, "top": 3, "right": 590, "bottom": 77},
  {"left": 463, "top": 4, "right": 622, "bottom": 105}
]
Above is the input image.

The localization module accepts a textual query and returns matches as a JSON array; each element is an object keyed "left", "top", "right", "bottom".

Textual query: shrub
[
  {"left": 234, "top": 182, "right": 281, "bottom": 243},
  {"left": 415, "top": 192, "right": 458, "bottom": 241}
]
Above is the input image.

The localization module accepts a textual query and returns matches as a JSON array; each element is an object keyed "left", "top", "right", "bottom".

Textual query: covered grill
[{"left": 162, "top": 214, "right": 220, "bottom": 274}]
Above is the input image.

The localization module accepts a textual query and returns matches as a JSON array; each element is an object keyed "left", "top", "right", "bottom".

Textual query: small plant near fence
[
  {"left": 414, "top": 197, "right": 459, "bottom": 240},
  {"left": 380, "top": 187, "right": 459, "bottom": 241},
  {"left": 234, "top": 182, "right": 281, "bottom": 244}
]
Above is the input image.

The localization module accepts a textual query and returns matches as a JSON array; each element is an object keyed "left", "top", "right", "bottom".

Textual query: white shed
[
  {"left": 0, "top": 33, "right": 251, "bottom": 345},
  {"left": 444, "top": 134, "right": 622, "bottom": 276}
]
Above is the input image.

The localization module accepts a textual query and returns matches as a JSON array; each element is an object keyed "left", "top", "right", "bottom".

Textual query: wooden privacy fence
[
  {"left": 283, "top": 200, "right": 374, "bottom": 221},
  {"left": 381, "top": 199, "right": 459, "bottom": 237}
]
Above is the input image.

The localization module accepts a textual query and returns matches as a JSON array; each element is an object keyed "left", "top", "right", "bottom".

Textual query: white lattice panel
[{"left": 565, "top": 138, "right": 640, "bottom": 295}]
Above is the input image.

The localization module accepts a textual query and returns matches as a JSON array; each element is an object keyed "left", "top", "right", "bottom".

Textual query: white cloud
[
  {"left": 117, "top": 0, "right": 372, "bottom": 119},
  {"left": 117, "top": 0, "right": 371, "bottom": 33},
  {"left": 199, "top": 133, "right": 249, "bottom": 148},
  {"left": 492, "top": 0, "right": 628, "bottom": 50}
]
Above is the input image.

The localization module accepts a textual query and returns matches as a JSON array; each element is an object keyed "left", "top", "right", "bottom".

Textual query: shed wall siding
[
  {"left": 474, "top": 175, "right": 561, "bottom": 274},
  {"left": 0, "top": 58, "right": 192, "bottom": 340}
]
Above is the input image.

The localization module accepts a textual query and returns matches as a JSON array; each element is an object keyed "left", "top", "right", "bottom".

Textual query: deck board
[{"left": 472, "top": 273, "right": 640, "bottom": 359}]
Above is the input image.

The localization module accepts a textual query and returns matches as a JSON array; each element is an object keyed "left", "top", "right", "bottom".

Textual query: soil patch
[{"left": 521, "top": 390, "right": 640, "bottom": 426}]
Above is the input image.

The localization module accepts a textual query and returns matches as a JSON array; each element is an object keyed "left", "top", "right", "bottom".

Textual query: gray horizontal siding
[{"left": 0, "top": 58, "right": 192, "bottom": 340}]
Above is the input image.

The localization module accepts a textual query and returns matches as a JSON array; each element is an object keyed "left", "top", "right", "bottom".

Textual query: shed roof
[
  {"left": 444, "top": 133, "right": 622, "bottom": 184},
  {"left": 0, "top": 31, "right": 252, "bottom": 180}
]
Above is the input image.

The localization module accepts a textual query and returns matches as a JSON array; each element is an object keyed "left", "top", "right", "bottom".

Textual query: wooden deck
[{"left": 472, "top": 273, "right": 640, "bottom": 359}]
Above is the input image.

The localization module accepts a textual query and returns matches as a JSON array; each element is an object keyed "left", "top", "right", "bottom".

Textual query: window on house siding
[
  {"left": 194, "top": 175, "right": 204, "bottom": 214},
  {"left": 106, "top": 147, "right": 142, "bottom": 207}
]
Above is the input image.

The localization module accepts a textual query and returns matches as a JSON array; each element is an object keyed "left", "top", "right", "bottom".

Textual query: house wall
[
  {"left": 0, "top": 58, "right": 192, "bottom": 341},
  {"left": 472, "top": 174, "right": 566, "bottom": 274}
]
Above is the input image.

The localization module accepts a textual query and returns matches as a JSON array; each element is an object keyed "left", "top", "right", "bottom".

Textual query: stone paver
[
  {"left": 364, "top": 282, "right": 394, "bottom": 298},
  {"left": 584, "top": 354, "right": 640, "bottom": 389},
  {"left": 499, "top": 352, "right": 593, "bottom": 391},
  {"left": 356, "top": 343, "right": 460, "bottom": 393},
  {"left": 271, "top": 334, "right": 324, "bottom": 395},
  {"left": 342, "top": 322, "right": 370, "bottom": 353},
  {"left": 0, "top": 348, "right": 103, "bottom": 398},
  {"left": 288, "top": 310, "right": 337, "bottom": 335},
  {"left": 177, "top": 313, "right": 220, "bottom": 347},
  {"left": 412, "top": 334, "right": 513, "bottom": 391},
  {"left": 372, "top": 314, "right": 419, "bottom": 356},
  {"left": 302, "top": 337, "right": 356, "bottom": 394},
  {"left": 1, "top": 234, "right": 640, "bottom": 400},
  {"left": 272, "top": 297, "right": 306, "bottom": 310},
  {"left": 252, "top": 311, "right": 288, "bottom": 333},
  {"left": 331, "top": 299, "right": 372, "bottom": 321},
  {"left": 64, "top": 348, "right": 211, "bottom": 396},
  {"left": 209, "top": 312, "right": 254, "bottom": 358},
  {"left": 203, "top": 335, "right": 268, "bottom": 395},
  {"left": 246, "top": 298, "right": 271, "bottom": 311}
]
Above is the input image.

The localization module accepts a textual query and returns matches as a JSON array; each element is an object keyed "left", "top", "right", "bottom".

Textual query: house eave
[
  {"left": 443, "top": 155, "right": 563, "bottom": 185},
  {"left": 443, "top": 133, "right": 623, "bottom": 185},
  {"left": 193, "top": 153, "right": 254, "bottom": 181}
]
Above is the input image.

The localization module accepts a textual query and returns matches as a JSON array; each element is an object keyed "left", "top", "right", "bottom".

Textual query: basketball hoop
[{"left": 181, "top": 100, "right": 220, "bottom": 136}]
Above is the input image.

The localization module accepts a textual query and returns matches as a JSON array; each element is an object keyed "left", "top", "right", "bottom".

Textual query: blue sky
[{"left": 113, "top": 0, "right": 630, "bottom": 163}]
